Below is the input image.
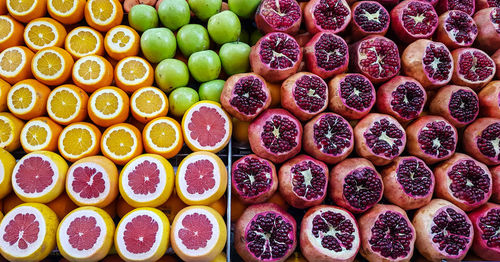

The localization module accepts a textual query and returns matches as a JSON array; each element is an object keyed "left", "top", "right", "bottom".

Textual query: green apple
[
  {"left": 128, "top": 4, "right": 159, "bottom": 32},
  {"left": 250, "top": 29, "right": 263, "bottom": 45},
  {"left": 239, "top": 28, "right": 250, "bottom": 44},
  {"left": 157, "top": 0, "right": 190, "bottom": 31},
  {"left": 155, "top": 59, "right": 189, "bottom": 93},
  {"left": 228, "top": 0, "right": 261, "bottom": 18},
  {"left": 176, "top": 24, "right": 210, "bottom": 57},
  {"left": 207, "top": 10, "right": 241, "bottom": 45},
  {"left": 188, "top": 0, "right": 221, "bottom": 21},
  {"left": 140, "top": 28, "right": 177, "bottom": 63},
  {"left": 219, "top": 41, "right": 250, "bottom": 75},
  {"left": 199, "top": 79, "right": 225, "bottom": 102},
  {"left": 169, "top": 87, "right": 199, "bottom": 118},
  {"left": 188, "top": 50, "right": 221, "bottom": 82}
]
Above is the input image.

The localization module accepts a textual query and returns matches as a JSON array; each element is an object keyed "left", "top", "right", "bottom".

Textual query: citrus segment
[
  {"left": 46, "top": 192, "right": 77, "bottom": 220},
  {"left": 130, "top": 86, "right": 168, "bottom": 124},
  {"left": 0, "top": 78, "right": 11, "bottom": 112},
  {"left": 65, "top": 26, "right": 104, "bottom": 59},
  {"left": 101, "top": 123, "right": 143, "bottom": 166},
  {"left": 104, "top": 25, "right": 139, "bottom": 61},
  {"left": 58, "top": 122, "right": 102, "bottom": 162},
  {"left": 0, "top": 46, "right": 34, "bottom": 84},
  {"left": 0, "top": 15, "right": 24, "bottom": 51},
  {"left": 0, "top": 203, "right": 58, "bottom": 261},
  {"left": 114, "top": 56, "right": 154, "bottom": 93},
  {"left": 6, "top": 0, "right": 47, "bottom": 23},
  {"left": 23, "top": 17, "right": 66, "bottom": 52},
  {"left": 20, "top": 117, "right": 62, "bottom": 153},
  {"left": 119, "top": 154, "right": 174, "bottom": 208},
  {"left": 0, "top": 112, "right": 24, "bottom": 152},
  {"left": 31, "top": 46, "right": 74, "bottom": 86},
  {"left": 84, "top": 0, "right": 123, "bottom": 32},
  {"left": 7, "top": 79, "right": 50, "bottom": 120},
  {"left": 88, "top": 86, "right": 129, "bottom": 127},
  {"left": 176, "top": 151, "right": 227, "bottom": 205},
  {"left": 47, "top": 0, "right": 85, "bottom": 24},
  {"left": 171, "top": 205, "right": 227, "bottom": 262},
  {"left": 72, "top": 55, "right": 113, "bottom": 93},
  {"left": 114, "top": 207, "right": 169, "bottom": 262},
  {"left": 182, "top": 101, "right": 232, "bottom": 153},
  {"left": 143, "top": 117, "right": 182, "bottom": 159},
  {"left": 0, "top": 148, "right": 15, "bottom": 199},
  {"left": 47, "top": 84, "right": 88, "bottom": 125}
]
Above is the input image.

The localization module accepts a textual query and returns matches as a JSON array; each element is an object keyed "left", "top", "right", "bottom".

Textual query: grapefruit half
[{"left": 0, "top": 148, "right": 15, "bottom": 199}]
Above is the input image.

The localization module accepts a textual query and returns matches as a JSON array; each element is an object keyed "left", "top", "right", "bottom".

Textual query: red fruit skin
[
  {"left": 303, "top": 0, "right": 351, "bottom": 35},
  {"left": 463, "top": 117, "right": 500, "bottom": 166},
  {"left": 358, "top": 204, "right": 416, "bottom": 262},
  {"left": 478, "top": 81, "right": 500, "bottom": 118},
  {"left": 451, "top": 48, "right": 496, "bottom": 90},
  {"left": 303, "top": 32, "right": 349, "bottom": 79},
  {"left": 435, "top": 11, "right": 477, "bottom": 49},
  {"left": 295, "top": 31, "right": 312, "bottom": 47},
  {"left": 491, "top": 165, "right": 500, "bottom": 203},
  {"left": 434, "top": 153, "right": 493, "bottom": 211},
  {"left": 429, "top": 85, "right": 479, "bottom": 127},
  {"left": 468, "top": 202, "right": 500, "bottom": 260},
  {"left": 328, "top": 73, "right": 375, "bottom": 120},
  {"left": 477, "top": 0, "right": 500, "bottom": 9},
  {"left": 492, "top": 49, "right": 500, "bottom": 78},
  {"left": 391, "top": 0, "right": 438, "bottom": 43},
  {"left": 436, "top": 0, "right": 475, "bottom": 15},
  {"left": 349, "top": 1, "right": 390, "bottom": 41},
  {"left": 474, "top": 8, "right": 500, "bottom": 53},
  {"left": 281, "top": 72, "right": 328, "bottom": 121},
  {"left": 254, "top": 0, "right": 302, "bottom": 35},
  {"left": 278, "top": 154, "right": 328, "bottom": 209}
]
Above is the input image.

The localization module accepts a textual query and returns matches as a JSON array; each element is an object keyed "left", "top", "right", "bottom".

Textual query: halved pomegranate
[
  {"left": 429, "top": 85, "right": 479, "bottom": 127},
  {"left": 474, "top": 7, "right": 500, "bottom": 53},
  {"left": 255, "top": 0, "right": 302, "bottom": 35},
  {"left": 436, "top": 0, "right": 475, "bottom": 15},
  {"left": 303, "top": 0, "right": 351, "bottom": 35},
  {"left": 491, "top": 165, "right": 500, "bottom": 203},
  {"left": 328, "top": 73, "right": 375, "bottom": 120},
  {"left": 478, "top": 81, "right": 500, "bottom": 118},
  {"left": 435, "top": 10, "right": 478, "bottom": 49},
  {"left": 350, "top": 1, "right": 390, "bottom": 41},
  {"left": 468, "top": 202, "right": 500, "bottom": 260},
  {"left": 303, "top": 32, "right": 349, "bottom": 79},
  {"left": 463, "top": 117, "right": 500, "bottom": 166},
  {"left": 231, "top": 154, "right": 277, "bottom": 204},
  {"left": 451, "top": 48, "right": 496, "bottom": 90},
  {"left": 390, "top": 0, "right": 438, "bottom": 43},
  {"left": 281, "top": 72, "right": 328, "bottom": 121}
]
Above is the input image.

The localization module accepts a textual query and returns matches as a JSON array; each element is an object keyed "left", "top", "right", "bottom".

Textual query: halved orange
[
  {"left": 20, "top": 116, "right": 62, "bottom": 153},
  {"left": 47, "top": 84, "right": 89, "bottom": 126},
  {"left": 130, "top": 86, "right": 168, "bottom": 123},
  {"left": 58, "top": 122, "right": 102, "bottom": 162},
  {"left": 88, "top": 86, "right": 129, "bottom": 127},
  {"left": 23, "top": 17, "right": 66, "bottom": 52},
  {"left": 32, "top": 46, "right": 74, "bottom": 86},
  {"left": 84, "top": 0, "right": 123, "bottom": 32},
  {"left": 0, "top": 46, "right": 34, "bottom": 84},
  {"left": 0, "top": 78, "right": 11, "bottom": 112},
  {"left": 7, "top": 79, "right": 50, "bottom": 120},
  {"left": 0, "top": 15, "right": 24, "bottom": 51},
  {"left": 142, "top": 117, "right": 183, "bottom": 159},
  {"left": 65, "top": 26, "right": 104, "bottom": 59},
  {"left": 0, "top": 148, "right": 15, "bottom": 199},
  {"left": 101, "top": 123, "right": 143, "bottom": 166},
  {"left": 72, "top": 54, "right": 113, "bottom": 93},
  {"left": 104, "top": 25, "right": 139, "bottom": 61},
  {"left": 114, "top": 56, "right": 154, "bottom": 93},
  {"left": 0, "top": 112, "right": 23, "bottom": 152},
  {"left": 6, "top": 0, "right": 47, "bottom": 23},
  {"left": 47, "top": 0, "right": 85, "bottom": 25}
]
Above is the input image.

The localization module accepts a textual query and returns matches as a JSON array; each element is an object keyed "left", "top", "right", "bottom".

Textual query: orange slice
[
  {"left": 0, "top": 15, "right": 24, "bottom": 51},
  {"left": 101, "top": 123, "right": 143, "bottom": 166},
  {"left": 0, "top": 78, "right": 11, "bottom": 112},
  {"left": 46, "top": 192, "right": 77, "bottom": 220},
  {"left": 0, "top": 112, "right": 23, "bottom": 152},
  {"left": 119, "top": 154, "right": 174, "bottom": 208},
  {"left": 7, "top": 79, "right": 50, "bottom": 120},
  {"left": 0, "top": 148, "right": 15, "bottom": 199},
  {"left": 130, "top": 86, "right": 168, "bottom": 124},
  {"left": 84, "top": 0, "right": 123, "bottom": 33},
  {"left": 12, "top": 151, "right": 68, "bottom": 203},
  {"left": 47, "top": 84, "right": 88, "bottom": 125},
  {"left": 176, "top": 151, "right": 227, "bottom": 205},
  {"left": 47, "top": 0, "right": 85, "bottom": 25},
  {"left": 6, "top": 0, "right": 47, "bottom": 23},
  {"left": 104, "top": 25, "right": 139, "bottom": 61},
  {"left": 23, "top": 17, "right": 66, "bottom": 52},
  {"left": 66, "top": 155, "right": 118, "bottom": 208},
  {"left": 65, "top": 26, "right": 104, "bottom": 59},
  {"left": 72, "top": 55, "right": 113, "bottom": 93},
  {"left": 88, "top": 86, "right": 129, "bottom": 127},
  {"left": 171, "top": 205, "right": 227, "bottom": 262},
  {"left": 143, "top": 117, "right": 183, "bottom": 159},
  {"left": 0, "top": 203, "right": 58, "bottom": 261},
  {"left": 20, "top": 116, "right": 62, "bottom": 153},
  {"left": 114, "top": 207, "right": 170, "bottom": 262},
  {"left": 0, "top": 46, "right": 34, "bottom": 85},
  {"left": 58, "top": 122, "right": 102, "bottom": 162},
  {"left": 32, "top": 46, "right": 74, "bottom": 86},
  {"left": 114, "top": 56, "right": 154, "bottom": 93},
  {"left": 57, "top": 206, "right": 115, "bottom": 262},
  {"left": 181, "top": 101, "right": 232, "bottom": 153}
]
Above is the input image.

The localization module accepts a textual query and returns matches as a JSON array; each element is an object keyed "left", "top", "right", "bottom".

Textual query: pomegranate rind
[
  {"left": 491, "top": 165, "right": 500, "bottom": 203},
  {"left": 451, "top": 48, "right": 496, "bottom": 90},
  {"left": 0, "top": 148, "right": 15, "bottom": 199},
  {"left": 435, "top": 10, "right": 478, "bottom": 49},
  {"left": 429, "top": 85, "right": 479, "bottom": 127},
  {"left": 304, "top": 0, "right": 352, "bottom": 35},
  {"left": 0, "top": 203, "right": 58, "bottom": 261},
  {"left": 468, "top": 203, "right": 500, "bottom": 260},
  {"left": 349, "top": 1, "right": 390, "bottom": 41},
  {"left": 474, "top": 8, "right": 500, "bottom": 53},
  {"left": 12, "top": 151, "right": 68, "bottom": 203},
  {"left": 328, "top": 73, "right": 376, "bottom": 120},
  {"left": 171, "top": 205, "right": 227, "bottom": 262},
  {"left": 254, "top": 0, "right": 302, "bottom": 35},
  {"left": 463, "top": 117, "right": 500, "bottom": 166},
  {"left": 281, "top": 72, "right": 328, "bottom": 121},
  {"left": 57, "top": 206, "right": 115, "bottom": 262},
  {"left": 303, "top": 32, "right": 349, "bottom": 79},
  {"left": 492, "top": 49, "right": 500, "bottom": 79},
  {"left": 478, "top": 81, "right": 500, "bottom": 118},
  {"left": 390, "top": 0, "right": 438, "bottom": 43}
]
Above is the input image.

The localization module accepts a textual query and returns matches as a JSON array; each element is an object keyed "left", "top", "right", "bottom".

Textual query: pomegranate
[
  {"left": 249, "top": 32, "right": 302, "bottom": 83},
  {"left": 281, "top": 72, "right": 328, "bottom": 121},
  {"left": 474, "top": 8, "right": 500, "bottom": 53},
  {"left": 303, "top": 0, "right": 351, "bottom": 35},
  {"left": 406, "top": 115, "right": 457, "bottom": 164},
  {"left": 429, "top": 85, "right": 479, "bottom": 127},
  {"left": 220, "top": 73, "right": 271, "bottom": 122},
  {"left": 328, "top": 73, "right": 375, "bottom": 120},
  {"left": 477, "top": 0, "right": 500, "bottom": 9},
  {"left": 468, "top": 203, "right": 500, "bottom": 260},
  {"left": 255, "top": 0, "right": 302, "bottom": 35},
  {"left": 303, "top": 32, "right": 349, "bottom": 79},
  {"left": 390, "top": 0, "right": 438, "bottom": 43},
  {"left": 492, "top": 49, "right": 500, "bottom": 78},
  {"left": 434, "top": 153, "right": 492, "bottom": 211},
  {"left": 248, "top": 108, "right": 302, "bottom": 164},
  {"left": 491, "top": 165, "right": 499, "bottom": 203},
  {"left": 350, "top": 1, "right": 390, "bottom": 41},
  {"left": 278, "top": 154, "right": 328, "bottom": 209},
  {"left": 235, "top": 203, "right": 297, "bottom": 262},
  {"left": 300, "top": 205, "right": 360, "bottom": 262},
  {"left": 349, "top": 35, "right": 401, "bottom": 84},
  {"left": 436, "top": 0, "right": 475, "bottom": 15},
  {"left": 231, "top": 154, "right": 278, "bottom": 205},
  {"left": 358, "top": 204, "right": 416, "bottom": 262},
  {"left": 376, "top": 76, "right": 427, "bottom": 122},
  {"left": 435, "top": 10, "right": 477, "bottom": 50},
  {"left": 354, "top": 113, "right": 407, "bottom": 166},
  {"left": 413, "top": 199, "right": 473, "bottom": 261},
  {"left": 463, "top": 117, "right": 500, "bottom": 166},
  {"left": 451, "top": 48, "right": 496, "bottom": 90},
  {"left": 329, "top": 158, "right": 383, "bottom": 214},
  {"left": 382, "top": 156, "right": 435, "bottom": 210},
  {"left": 303, "top": 113, "right": 354, "bottom": 165},
  {"left": 478, "top": 81, "right": 500, "bottom": 118},
  {"left": 295, "top": 32, "right": 312, "bottom": 47}
]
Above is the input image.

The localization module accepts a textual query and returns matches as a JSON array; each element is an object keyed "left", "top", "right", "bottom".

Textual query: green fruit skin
[
  {"left": 128, "top": 5, "right": 159, "bottom": 32},
  {"left": 140, "top": 28, "right": 177, "bottom": 64},
  {"left": 155, "top": 59, "right": 190, "bottom": 93},
  {"left": 207, "top": 11, "right": 241, "bottom": 45},
  {"left": 169, "top": 87, "right": 200, "bottom": 118},
  {"left": 188, "top": 50, "right": 221, "bottom": 82},
  {"left": 158, "top": 0, "right": 190, "bottom": 31},
  {"left": 239, "top": 29, "right": 250, "bottom": 44},
  {"left": 219, "top": 42, "right": 250, "bottom": 75},
  {"left": 228, "top": 0, "right": 261, "bottom": 18},
  {"left": 199, "top": 79, "right": 225, "bottom": 102},
  {"left": 188, "top": 0, "right": 221, "bottom": 21},
  {"left": 176, "top": 24, "right": 210, "bottom": 57}
]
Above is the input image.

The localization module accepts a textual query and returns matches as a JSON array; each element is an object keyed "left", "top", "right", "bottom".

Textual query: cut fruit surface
[
  {"left": 31, "top": 46, "right": 74, "bottom": 86},
  {"left": 88, "top": 86, "right": 129, "bottom": 127},
  {"left": 20, "top": 117, "right": 62, "bottom": 153},
  {"left": 104, "top": 25, "right": 140, "bottom": 61},
  {"left": 58, "top": 122, "right": 102, "bottom": 162},
  {"left": 0, "top": 112, "right": 23, "bottom": 152},
  {"left": 65, "top": 26, "right": 104, "bottom": 59},
  {"left": 47, "top": 84, "right": 88, "bottom": 125},
  {"left": 0, "top": 148, "right": 15, "bottom": 199},
  {"left": 142, "top": 117, "right": 182, "bottom": 159},
  {"left": 6, "top": 0, "right": 47, "bottom": 23},
  {"left": 23, "top": 17, "right": 66, "bottom": 52},
  {"left": 7, "top": 79, "right": 50, "bottom": 120},
  {"left": 47, "top": 0, "right": 85, "bottom": 24},
  {"left": 114, "top": 56, "right": 154, "bottom": 94},
  {"left": 72, "top": 55, "right": 113, "bottom": 93},
  {"left": 0, "top": 46, "right": 34, "bottom": 85},
  {"left": 130, "top": 86, "right": 168, "bottom": 124},
  {"left": 101, "top": 123, "right": 143, "bottom": 166},
  {"left": 84, "top": 0, "right": 123, "bottom": 32},
  {"left": 0, "top": 15, "right": 24, "bottom": 51}
]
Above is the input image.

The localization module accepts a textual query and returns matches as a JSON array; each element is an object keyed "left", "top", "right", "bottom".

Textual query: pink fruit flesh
[
  {"left": 435, "top": 10, "right": 477, "bottom": 49},
  {"left": 478, "top": 81, "right": 500, "bottom": 118},
  {"left": 188, "top": 106, "right": 228, "bottom": 147},
  {"left": 231, "top": 154, "right": 277, "bottom": 204},
  {"left": 281, "top": 72, "right": 328, "bottom": 121},
  {"left": 304, "top": 0, "right": 351, "bottom": 34},
  {"left": 67, "top": 216, "right": 101, "bottom": 251},
  {"left": 474, "top": 8, "right": 500, "bottom": 53},
  {"left": 468, "top": 203, "right": 500, "bottom": 261},
  {"left": 3, "top": 213, "right": 40, "bottom": 250},
  {"left": 436, "top": 0, "right": 475, "bottom": 15},
  {"left": 303, "top": 32, "right": 349, "bottom": 79},
  {"left": 391, "top": 0, "right": 438, "bottom": 43},
  {"left": 463, "top": 118, "right": 500, "bottom": 166},
  {"left": 127, "top": 160, "right": 160, "bottom": 195},
  {"left": 429, "top": 85, "right": 479, "bottom": 127},
  {"left": 451, "top": 48, "right": 496, "bottom": 90},
  {"left": 350, "top": 1, "right": 390, "bottom": 40},
  {"left": 328, "top": 73, "right": 375, "bottom": 120},
  {"left": 16, "top": 157, "right": 54, "bottom": 194},
  {"left": 72, "top": 166, "right": 106, "bottom": 199},
  {"left": 178, "top": 212, "right": 213, "bottom": 250},
  {"left": 124, "top": 215, "right": 158, "bottom": 254},
  {"left": 255, "top": 0, "right": 302, "bottom": 35},
  {"left": 185, "top": 159, "right": 215, "bottom": 195}
]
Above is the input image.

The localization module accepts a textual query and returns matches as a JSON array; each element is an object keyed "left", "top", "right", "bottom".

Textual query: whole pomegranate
[
  {"left": 390, "top": 0, "right": 438, "bottom": 43},
  {"left": 429, "top": 85, "right": 479, "bottom": 127},
  {"left": 255, "top": 0, "right": 302, "bottom": 35},
  {"left": 281, "top": 72, "right": 328, "bottom": 121},
  {"left": 491, "top": 165, "right": 500, "bottom": 203},
  {"left": 474, "top": 7, "right": 500, "bottom": 53},
  {"left": 478, "top": 80, "right": 500, "bottom": 118},
  {"left": 349, "top": 1, "right": 390, "bottom": 41},
  {"left": 451, "top": 48, "right": 496, "bottom": 90},
  {"left": 463, "top": 117, "right": 500, "bottom": 166},
  {"left": 468, "top": 202, "right": 500, "bottom": 260},
  {"left": 328, "top": 73, "right": 375, "bottom": 120},
  {"left": 303, "top": 32, "right": 349, "bottom": 79},
  {"left": 435, "top": 10, "right": 478, "bottom": 49},
  {"left": 303, "top": 0, "right": 351, "bottom": 35}
]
